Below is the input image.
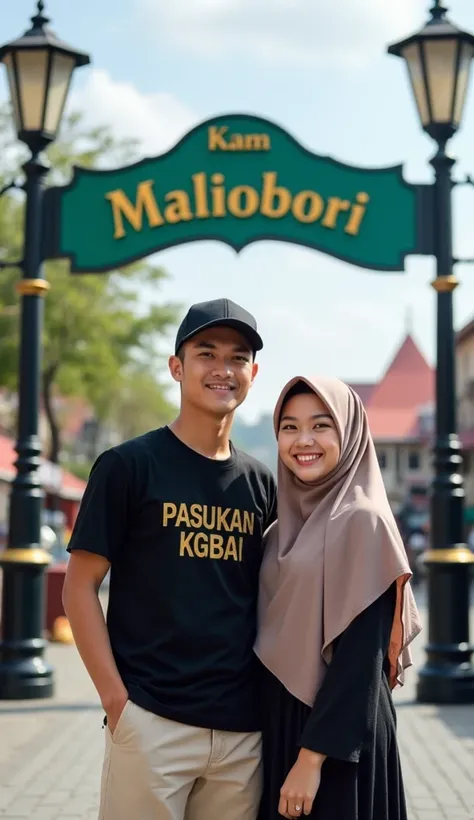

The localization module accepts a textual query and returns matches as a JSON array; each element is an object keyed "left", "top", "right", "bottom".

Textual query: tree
[
  {"left": 110, "top": 366, "right": 176, "bottom": 442},
  {"left": 0, "top": 105, "right": 178, "bottom": 465}
]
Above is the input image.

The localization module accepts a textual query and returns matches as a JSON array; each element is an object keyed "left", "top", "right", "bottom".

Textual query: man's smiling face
[{"left": 169, "top": 325, "right": 258, "bottom": 418}]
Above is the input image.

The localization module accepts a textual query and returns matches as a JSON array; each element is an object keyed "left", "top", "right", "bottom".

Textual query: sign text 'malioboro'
[
  {"left": 105, "top": 170, "right": 370, "bottom": 242},
  {"left": 42, "top": 115, "right": 434, "bottom": 273}
]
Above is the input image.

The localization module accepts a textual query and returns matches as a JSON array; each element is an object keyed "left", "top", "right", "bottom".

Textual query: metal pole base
[
  {"left": 0, "top": 550, "right": 54, "bottom": 700},
  {"left": 0, "top": 641, "right": 54, "bottom": 700},
  {"left": 416, "top": 551, "right": 474, "bottom": 705},
  {"left": 417, "top": 656, "right": 474, "bottom": 704}
]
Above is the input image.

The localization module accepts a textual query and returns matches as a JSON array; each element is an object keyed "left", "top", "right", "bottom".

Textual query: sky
[{"left": 2, "top": 0, "right": 474, "bottom": 421}]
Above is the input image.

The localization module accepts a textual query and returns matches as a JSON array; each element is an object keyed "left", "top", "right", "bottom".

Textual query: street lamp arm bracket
[
  {"left": 453, "top": 174, "right": 474, "bottom": 187},
  {"left": 0, "top": 260, "right": 24, "bottom": 270}
]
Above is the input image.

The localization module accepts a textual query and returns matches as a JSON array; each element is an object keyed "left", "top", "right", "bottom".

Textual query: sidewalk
[
  {"left": 393, "top": 586, "right": 474, "bottom": 820},
  {"left": 0, "top": 587, "right": 473, "bottom": 819}
]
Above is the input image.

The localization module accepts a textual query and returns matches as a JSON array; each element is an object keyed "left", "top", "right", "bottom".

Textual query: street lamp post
[
  {"left": 389, "top": 0, "right": 474, "bottom": 704},
  {"left": 0, "top": 2, "right": 89, "bottom": 699}
]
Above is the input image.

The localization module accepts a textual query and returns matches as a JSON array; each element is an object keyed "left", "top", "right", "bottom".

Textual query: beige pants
[{"left": 98, "top": 700, "right": 262, "bottom": 820}]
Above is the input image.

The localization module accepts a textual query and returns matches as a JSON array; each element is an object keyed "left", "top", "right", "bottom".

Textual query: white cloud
[
  {"left": 68, "top": 69, "right": 196, "bottom": 156},
  {"left": 138, "top": 0, "right": 425, "bottom": 68}
]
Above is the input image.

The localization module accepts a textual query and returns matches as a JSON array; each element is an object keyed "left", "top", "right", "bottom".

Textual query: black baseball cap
[{"left": 175, "top": 298, "right": 263, "bottom": 354}]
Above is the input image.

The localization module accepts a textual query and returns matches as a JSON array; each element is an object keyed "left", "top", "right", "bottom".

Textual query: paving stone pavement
[
  {"left": 0, "top": 585, "right": 473, "bottom": 819},
  {"left": 393, "top": 585, "right": 474, "bottom": 820}
]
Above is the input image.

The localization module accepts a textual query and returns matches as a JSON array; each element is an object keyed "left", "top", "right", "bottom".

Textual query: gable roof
[
  {"left": 351, "top": 335, "right": 434, "bottom": 441},
  {"left": 369, "top": 335, "right": 434, "bottom": 411}
]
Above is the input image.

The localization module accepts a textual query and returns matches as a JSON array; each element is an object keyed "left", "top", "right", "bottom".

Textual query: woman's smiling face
[{"left": 278, "top": 389, "right": 340, "bottom": 483}]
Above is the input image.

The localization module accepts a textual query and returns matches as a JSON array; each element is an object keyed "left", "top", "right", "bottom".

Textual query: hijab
[{"left": 254, "top": 376, "right": 422, "bottom": 707}]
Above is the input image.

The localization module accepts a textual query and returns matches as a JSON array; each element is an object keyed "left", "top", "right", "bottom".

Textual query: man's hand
[
  {"left": 279, "top": 749, "right": 326, "bottom": 818},
  {"left": 103, "top": 685, "right": 129, "bottom": 735}
]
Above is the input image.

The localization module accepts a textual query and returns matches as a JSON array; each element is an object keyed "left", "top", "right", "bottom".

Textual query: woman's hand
[{"left": 279, "top": 749, "right": 326, "bottom": 818}]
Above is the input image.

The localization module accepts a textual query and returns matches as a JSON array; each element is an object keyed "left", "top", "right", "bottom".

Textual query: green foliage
[
  {"left": 0, "top": 104, "right": 179, "bottom": 460},
  {"left": 110, "top": 366, "right": 176, "bottom": 441},
  {"left": 60, "top": 458, "right": 94, "bottom": 483}
]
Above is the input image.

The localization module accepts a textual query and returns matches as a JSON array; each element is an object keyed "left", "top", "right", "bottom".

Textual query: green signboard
[{"left": 42, "top": 114, "right": 433, "bottom": 273}]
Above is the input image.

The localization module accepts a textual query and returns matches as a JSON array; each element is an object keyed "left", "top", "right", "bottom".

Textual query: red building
[
  {"left": 350, "top": 333, "right": 434, "bottom": 511},
  {"left": 0, "top": 433, "right": 86, "bottom": 544}
]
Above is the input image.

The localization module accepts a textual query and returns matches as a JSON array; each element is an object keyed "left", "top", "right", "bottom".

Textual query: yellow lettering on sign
[
  {"left": 208, "top": 126, "right": 230, "bottom": 151},
  {"left": 345, "top": 192, "right": 370, "bottom": 236},
  {"left": 163, "top": 190, "right": 193, "bottom": 225},
  {"left": 105, "top": 180, "right": 164, "bottom": 239},
  {"left": 192, "top": 172, "right": 210, "bottom": 219},
  {"left": 260, "top": 172, "right": 291, "bottom": 219},
  {"left": 227, "top": 185, "right": 259, "bottom": 218},
  {"left": 292, "top": 190, "right": 325, "bottom": 224},
  {"left": 244, "top": 133, "right": 271, "bottom": 151},
  {"left": 211, "top": 173, "right": 227, "bottom": 218},
  {"left": 105, "top": 173, "right": 371, "bottom": 242},
  {"left": 321, "top": 197, "right": 351, "bottom": 230},
  {"left": 208, "top": 126, "right": 271, "bottom": 152}
]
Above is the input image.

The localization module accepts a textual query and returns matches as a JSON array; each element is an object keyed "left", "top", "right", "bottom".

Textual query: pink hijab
[{"left": 255, "top": 376, "right": 422, "bottom": 707}]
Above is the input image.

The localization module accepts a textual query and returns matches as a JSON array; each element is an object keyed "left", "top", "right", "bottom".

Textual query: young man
[{"left": 63, "top": 298, "right": 277, "bottom": 820}]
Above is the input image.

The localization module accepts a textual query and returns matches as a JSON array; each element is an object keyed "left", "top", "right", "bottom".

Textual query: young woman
[{"left": 255, "top": 376, "right": 421, "bottom": 820}]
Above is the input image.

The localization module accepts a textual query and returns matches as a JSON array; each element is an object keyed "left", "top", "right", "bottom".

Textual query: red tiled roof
[
  {"left": 365, "top": 409, "right": 422, "bottom": 440},
  {"left": 358, "top": 335, "right": 434, "bottom": 441},
  {"left": 369, "top": 336, "right": 434, "bottom": 410},
  {"left": 0, "top": 434, "right": 86, "bottom": 500}
]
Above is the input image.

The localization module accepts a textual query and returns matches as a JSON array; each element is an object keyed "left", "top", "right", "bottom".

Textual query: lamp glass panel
[
  {"left": 453, "top": 42, "right": 474, "bottom": 126},
  {"left": 16, "top": 49, "right": 49, "bottom": 131},
  {"left": 2, "top": 53, "right": 21, "bottom": 133},
  {"left": 424, "top": 37, "right": 458, "bottom": 123},
  {"left": 402, "top": 42, "right": 430, "bottom": 125},
  {"left": 44, "top": 52, "right": 75, "bottom": 135}
]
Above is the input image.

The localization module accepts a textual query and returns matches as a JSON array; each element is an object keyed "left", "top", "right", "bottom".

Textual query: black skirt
[{"left": 258, "top": 586, "right": 408, "bottom": 820}]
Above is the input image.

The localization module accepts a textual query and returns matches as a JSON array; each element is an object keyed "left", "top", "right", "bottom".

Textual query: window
[
  {"left": 408, "top": 450, "right": 420, "bottom": 470},
  {"left": 377, "top": 450, "right": 387, "bottom": 470}
]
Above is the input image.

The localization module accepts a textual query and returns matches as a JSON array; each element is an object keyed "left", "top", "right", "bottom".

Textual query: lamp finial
[
  {"left": 30, "top": 1, "right": 49, "bottom": 31},
  {"left": 430, "top": 0, "right": 448, "bottom": 20}
]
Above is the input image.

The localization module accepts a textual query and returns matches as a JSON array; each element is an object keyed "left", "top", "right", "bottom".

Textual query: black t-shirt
[{"left": 68, "top": 426, "right": 277, "bottom": 732}]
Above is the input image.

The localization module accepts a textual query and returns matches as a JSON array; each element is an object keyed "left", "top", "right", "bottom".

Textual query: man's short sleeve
[{"left": 67, "top": 449, "right": 131, "bottom": 562}]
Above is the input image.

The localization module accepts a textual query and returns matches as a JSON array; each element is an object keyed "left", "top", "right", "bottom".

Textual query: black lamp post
[
  {"left": 389, "top": 0, "right": 474, "bottom": 704},
  {"left": 0, "top": 2, "right": 90, "bottom": 700}
]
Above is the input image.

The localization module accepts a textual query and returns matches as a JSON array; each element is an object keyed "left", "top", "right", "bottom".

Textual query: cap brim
[{"left": 176, "top": 319, "right": 263, "bottom": 354}]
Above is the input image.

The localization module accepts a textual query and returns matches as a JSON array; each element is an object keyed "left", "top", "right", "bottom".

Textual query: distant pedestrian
[
  {"left": 63, "top": 299, "right": 276, "bottom": 820},
  {"left": 255, "top": 376, "right": 422, "bottom": 820}
]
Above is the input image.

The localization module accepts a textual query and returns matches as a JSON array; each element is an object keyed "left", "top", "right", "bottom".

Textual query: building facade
[
  {"left": 350, "top": 334, "right": 434, "bottom": 513},
  {"left": 456, "top": 317, "right": 474, "bottom": 518}
]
